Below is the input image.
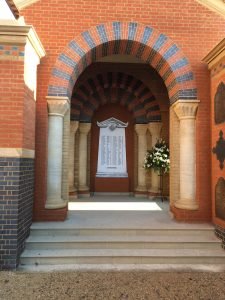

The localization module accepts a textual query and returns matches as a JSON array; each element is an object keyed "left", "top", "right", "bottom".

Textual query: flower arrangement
[{"left": 143, "top": 139, "right": 170, "bottom": 173}]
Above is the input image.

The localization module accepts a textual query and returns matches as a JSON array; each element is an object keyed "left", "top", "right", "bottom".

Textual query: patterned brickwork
[
  {"left": 0, "top": 60, "right": 25, "bottom": 148},
  {"left": 0, "top": 45, "right": 24, "bottom": 59},
  {"left": 48, "top": 22, "right": 197, "bottom": 104},
  {"left": 215, "top": 225, "right": 225, "bottom": 249},
  {"left": 72, "top": 72, "right": 161, "bottom": 123},
  {"left": 0, "top": 158, "right": 34, "bottom": 270}
]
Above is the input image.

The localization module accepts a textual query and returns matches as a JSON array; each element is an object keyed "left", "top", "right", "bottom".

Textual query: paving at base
[{"left": 1, "top": 270, "right": 225, "bottom": 299}]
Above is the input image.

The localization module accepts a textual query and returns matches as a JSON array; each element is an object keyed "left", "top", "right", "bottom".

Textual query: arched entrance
[
  {"left": 70, "top": 68, "right": 165, "bottom": 196},
  {"left": 46, "top": 21, "right": 199, "bottom": 216}
]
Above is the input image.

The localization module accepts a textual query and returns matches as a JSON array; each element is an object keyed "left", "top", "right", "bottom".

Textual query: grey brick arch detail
[{"left": 48, "top": 22, "right": 198, "bottom": 104}]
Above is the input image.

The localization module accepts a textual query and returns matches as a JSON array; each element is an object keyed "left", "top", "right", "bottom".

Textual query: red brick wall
[
  {"left": 0, "top": 60, "right": 35, "bottom": 150},
  {"left": 20, "top": 0, "right": 225, "bottom": 221},
  {"left": 0, "top": 60, "right": 24, "bottom": 148}
]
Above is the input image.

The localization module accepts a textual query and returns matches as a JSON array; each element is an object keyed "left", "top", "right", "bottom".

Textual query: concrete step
[
  {"left": 29, "top": 227, "right": 214, "bottom": 237},
  {"left": 18, "top": 263, "right": 225, "bottom": 273},
  {"left": 25, "top": 234, "right": 221, "bottom": 250},
  {"left": 20, "top": 248, "right": 225, "bottom": 265},
  {"left": 21, "top": 216, "right": 224, "bottom": 269}
]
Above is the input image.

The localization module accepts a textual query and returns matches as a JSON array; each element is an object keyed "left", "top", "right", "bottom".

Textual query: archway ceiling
[{"left": 71, "top": 72, "right": 161, "bottom": 124}]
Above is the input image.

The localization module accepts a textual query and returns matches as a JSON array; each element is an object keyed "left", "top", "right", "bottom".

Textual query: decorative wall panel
[
  {"left": 215, "top": 177, "right": 225, "bottom": 221},
  {"left": 215, "top": 82, "right": 225, "bottom": 124}
]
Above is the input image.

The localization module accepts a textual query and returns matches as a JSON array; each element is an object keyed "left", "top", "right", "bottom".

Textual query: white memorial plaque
[{"left": 96, "top": 117, "right": 128, "bottom": 177}]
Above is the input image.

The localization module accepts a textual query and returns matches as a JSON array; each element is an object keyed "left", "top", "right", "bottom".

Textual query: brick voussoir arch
[
  {"left": 72, "top": 88, "right": 153, "bottom": 124},
  {"left": 48, "top": 22, "right": 197, "bottom": 103},
  {"left": 71, "top": 72, "right": 161, "bottom": 123}
]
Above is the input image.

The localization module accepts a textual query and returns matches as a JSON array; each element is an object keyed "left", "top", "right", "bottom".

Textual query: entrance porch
[{"left": 20, "top": 195, "right": 225, "bottom": 271}]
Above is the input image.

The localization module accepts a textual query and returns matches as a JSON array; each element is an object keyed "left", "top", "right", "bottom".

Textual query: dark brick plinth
[
  {"left": 215, "top": 225, "right": 225, "bottom": 249},
  {"left": 0, "top": 157, "right": 34, "bottom": 270}
]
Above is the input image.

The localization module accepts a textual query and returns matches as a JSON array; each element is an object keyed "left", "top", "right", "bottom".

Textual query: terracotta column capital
[
  {"left": 135, "top": 124, "right": 148, "bottom": 136},
  {"left": 46, "top": 96, "right": 70, "bottom": 117},
  {"left": 70, "top": 121, "right": 79, "bottom": 134},
  {"left": 79, "top": 123, "right": 91, "bottom": 134},
  {"left": 148, "top": 122, "right": 163, "bottom": 136},
  {"left": 173, "top": 100, "right": 200, "bottom": 120}
]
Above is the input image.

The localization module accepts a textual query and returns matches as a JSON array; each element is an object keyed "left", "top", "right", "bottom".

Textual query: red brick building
[{"left": 0, "top": 0, "right": 225, "bottom": 269}]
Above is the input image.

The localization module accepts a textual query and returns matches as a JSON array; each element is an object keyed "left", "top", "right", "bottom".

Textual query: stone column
[
  {"left": 135, "top": 124, "right": 148, "bottom": 195},
  {"left": 148, "top": 122, "right": 163, "bottom": 195},
  {"left": 78, "top": 123, "right": 91, "bottom": 196},
  {"left": 46, "top": 97, "right": 69, "bottom": 209},
  {"left": 69, "top": 121, "right": 79, "bottom": 195},
  {"left": 173, "top": 100, "right": 199, "bottom": 210}
]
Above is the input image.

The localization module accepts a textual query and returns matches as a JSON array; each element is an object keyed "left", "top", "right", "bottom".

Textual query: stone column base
[
  {"left": 148, "top": 190, "right": 161, "bottom": 198},
  {"left": 174, "top": 198, "right": 198, "bottom": 210},
  {"left": 78, "top": 190, "right": 90, "bottom": 198},
  {"left": 45, "top": 199, "right": 67, "bottom": 209},
  {"left": 69, "top": 190, "right": 78, "bottom": 202},
  {"left": 134, "top": 189, "right": 148, "bottom": 198},
  {"left": 69, "top": 190, "right": 77, "bottom": 195},
  {"left": 148, "top": 191, "right": 161, "bottom": 200},
  {"left": 78, "top": 184, "right": 90, "bottom": 197},
  {"left": 69, "top": 186, "right": 77, "bottom": 193}
]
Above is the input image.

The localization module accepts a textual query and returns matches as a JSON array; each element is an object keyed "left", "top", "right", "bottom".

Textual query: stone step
[
  {"left": 21, "top": 215, "right": 223, "bottom": 269},
  {"left": 29, "top": 227, "right": 214, "bottom": 237},
  {"left": 20, "top": 248, "right": 225, "bottom": 266},
  {"left": 25, "top": 234, "right": 220, "bottom": 250},
  {"left": 18, "top": 263, "right": 225, "bottom": 273}
]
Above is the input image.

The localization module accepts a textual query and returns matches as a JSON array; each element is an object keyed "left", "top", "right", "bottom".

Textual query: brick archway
[
  {"left": 46, "top": 21, "right": 200, "bottom": 215},
  {"left": 48, "top": 21, "right": 197, "bottom": 104}
]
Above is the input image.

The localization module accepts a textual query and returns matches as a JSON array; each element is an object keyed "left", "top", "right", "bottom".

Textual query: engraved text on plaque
[{"left": 96, "top": 117, "right": 128, "bottom": 177}]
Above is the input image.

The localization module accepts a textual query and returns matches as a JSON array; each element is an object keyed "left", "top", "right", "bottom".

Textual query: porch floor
[{"left": 48, "top": 195, "right": 214, "bottom": 230}]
